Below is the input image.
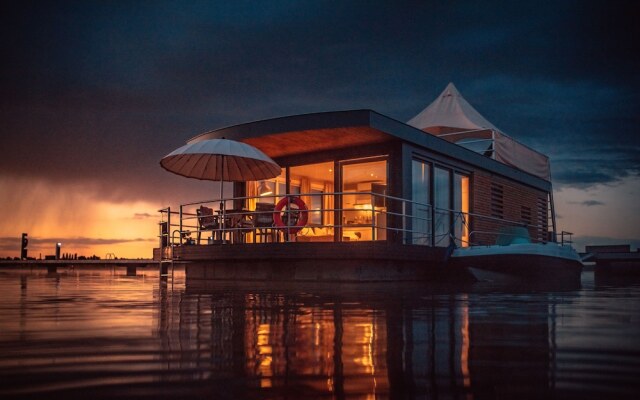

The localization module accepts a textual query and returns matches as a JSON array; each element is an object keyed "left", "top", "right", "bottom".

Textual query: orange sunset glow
[{"left": 0, "top": 176, "right": 158, "bottom": 259}]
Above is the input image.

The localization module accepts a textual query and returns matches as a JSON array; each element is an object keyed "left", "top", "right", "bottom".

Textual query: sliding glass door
[
  {"left": 412, "top": 159, "right": 470, "bottom": 247},
  {"left": 411, "top": 160, "right": 431, "bottom": 245},
  {"left": 341, "top": 158, "right": 388, "bottom": 241},
  {"left": 434, "top": 167, "right": 451, "bottom": 247}
]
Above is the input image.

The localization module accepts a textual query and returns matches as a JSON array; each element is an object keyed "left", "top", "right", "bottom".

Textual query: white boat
[{"left": 450, "top": 227, "right": 583, "bottom": 282}]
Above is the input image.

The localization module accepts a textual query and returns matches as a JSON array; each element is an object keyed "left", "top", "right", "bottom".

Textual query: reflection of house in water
[
  {"left": 154, "top": 283, "right": 560, "bottom": 398},
  {"left": 154, "top": 287, "right": 568, "bottom": 399}
]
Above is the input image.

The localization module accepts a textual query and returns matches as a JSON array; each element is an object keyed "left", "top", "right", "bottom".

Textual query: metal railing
[
  {"left": 158, "top": 191, "right": 563, "bottom": 250},
  {"left": 159, "top": 191, "right": 432, "bottom": 247}
]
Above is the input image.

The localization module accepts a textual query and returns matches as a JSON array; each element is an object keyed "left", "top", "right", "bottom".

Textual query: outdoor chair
[
  {"left": 196, "top": 206, "right": 219, "bottom": 244},
  {"left": 254, "top": 202, "right": 278, "bottom": 243},
  {"left": 223, "top": 209, "right": 253, "bottom": 244}
]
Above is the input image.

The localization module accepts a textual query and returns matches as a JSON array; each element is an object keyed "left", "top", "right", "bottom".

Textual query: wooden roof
[
  {"left": 188, "top": 110, "right": 395, "bottom": 159},
  {"left": 244, "top": 126, "right": 391, "bottom": 158}
]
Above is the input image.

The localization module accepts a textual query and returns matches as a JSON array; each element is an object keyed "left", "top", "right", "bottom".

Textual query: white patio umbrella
[
  {"left": 160, "top": 137, "right": 281, "bottom": 214},
  {"left": 161, "top": 138, "right": 280, "bottom": 181}
]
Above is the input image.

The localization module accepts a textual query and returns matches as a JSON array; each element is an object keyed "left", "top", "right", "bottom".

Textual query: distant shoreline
[{"left": 0, "top": 259, "right": 158, "bottom": 269}]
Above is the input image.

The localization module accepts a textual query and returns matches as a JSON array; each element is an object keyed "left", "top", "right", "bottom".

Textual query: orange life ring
[{"left": 273, "top": 196, "right": 308, "bottom": 234}]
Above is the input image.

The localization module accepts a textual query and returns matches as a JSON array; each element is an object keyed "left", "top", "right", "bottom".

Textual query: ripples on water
[{"left": 0, "top": 267, "right": 639, "bottom": 399}]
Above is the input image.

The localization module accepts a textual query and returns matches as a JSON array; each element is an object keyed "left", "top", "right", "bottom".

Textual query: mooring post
[{"left": 159, "top": 261, "right": 169, "bottom": 275}]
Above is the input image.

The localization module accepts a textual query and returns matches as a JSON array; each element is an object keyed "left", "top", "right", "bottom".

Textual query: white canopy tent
[{"left": 407, "top": 83, "right": 551, "bottom": 181}]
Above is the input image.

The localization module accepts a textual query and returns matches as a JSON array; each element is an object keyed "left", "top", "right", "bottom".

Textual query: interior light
[{"left": 258, "top": 181, "right": 273, "bottom": 196}]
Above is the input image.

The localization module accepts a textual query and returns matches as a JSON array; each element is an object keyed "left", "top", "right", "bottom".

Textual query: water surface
[{"left": 0, "top": 267, "right": 639, "bottom": 399}]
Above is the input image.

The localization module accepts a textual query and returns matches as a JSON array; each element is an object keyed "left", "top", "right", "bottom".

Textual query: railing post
[
  {"left": 402, "top": 200, "right": 407, "bottom": 245},
  {"left": 158, "top": 209, "right": 164, "bottom": 251},
  {"left": 179, "top": 205, "right": 183, "bottom": 246},
  {"left": 430, "top": 203, "right": 436, "bottom": 247},
  {"left": 221, "top": 199, "right": 226, "bottom": 244},
  {"left": 166, "top": 207, "right": 171, "bottom": 246},
  {"left": 286, "top": 195, "right": 290, "bottom": 241},
  {"left": 371, "top": 193, "right": 375, "bottom": 241}
]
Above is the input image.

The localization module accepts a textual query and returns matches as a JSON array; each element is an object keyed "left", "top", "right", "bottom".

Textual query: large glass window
[
  {"left": 454, "top": 173, "right": 470, "bottom": 247},
  {"left": 289, "top": 162, "right": 334, "bottom": 240},
  {"left": 248, "top": 171, "right": 286, "bottom": 206},
  {"left": 341, "top": 158, "right": 387, "bottom": 241},
  {"left": 411, "top": 160, "right": 431, "bottom": 245},
  {"left": 434, "top": 167, "right": 451, "bottom": 247},
  {"left": 309, "top": 188, "right": 323, "bottom": 225}
]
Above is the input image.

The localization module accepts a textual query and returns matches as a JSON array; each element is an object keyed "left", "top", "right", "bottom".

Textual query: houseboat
[{"left": 155, "top": 83, "right": 568, "bottom": 282}]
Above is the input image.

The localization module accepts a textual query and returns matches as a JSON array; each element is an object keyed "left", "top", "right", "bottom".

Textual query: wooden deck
[{"left": 154, "top": 242, "right": 473, "bottom": 282}]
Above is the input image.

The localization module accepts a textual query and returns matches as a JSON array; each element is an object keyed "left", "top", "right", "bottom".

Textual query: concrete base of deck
[{"left": 156, "top": 242, "right": 473, "bottom": 282}]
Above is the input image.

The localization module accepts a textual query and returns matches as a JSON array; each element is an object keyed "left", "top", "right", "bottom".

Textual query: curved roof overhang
[
  {"left": 186, "top": 109, "right": 551, "bottom": 191},
  {"left": 188, "top": 110, "right": 393, "bottom": 159}
]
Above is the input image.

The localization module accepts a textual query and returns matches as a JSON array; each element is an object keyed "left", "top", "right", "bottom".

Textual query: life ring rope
[{"left": 273, "top": 196, "right": 308, "bottom": 234}]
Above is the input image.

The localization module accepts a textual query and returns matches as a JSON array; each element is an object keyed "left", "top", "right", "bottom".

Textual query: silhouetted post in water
[
  {"left": 126, "top": 265, "right": 137, "bottom": 276},
  {"left": 46, "top": 242, "right": 62, "bottom": 273},
  {"left": 159, "top": 262, "right": 169, "bottom": 275},
  {"left": 21, "top": 233, "right": 28, "bottom": 260}
]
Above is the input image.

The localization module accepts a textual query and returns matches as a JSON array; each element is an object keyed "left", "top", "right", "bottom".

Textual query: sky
[{"left": 1, "top": 0, "right": 638, "bottom": 258}]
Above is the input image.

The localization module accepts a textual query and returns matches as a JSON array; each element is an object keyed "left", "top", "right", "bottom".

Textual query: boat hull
[{"left": 450, "top": 243, "right": 583, "bottom": 282}]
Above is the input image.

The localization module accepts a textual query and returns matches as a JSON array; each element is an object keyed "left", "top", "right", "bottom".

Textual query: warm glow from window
[{"left": 461, "top": 175, "right": 470, "bottom": 246}]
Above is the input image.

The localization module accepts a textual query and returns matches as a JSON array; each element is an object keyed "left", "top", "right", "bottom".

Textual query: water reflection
[
  {"left": 0, "top": 269, "right": 639, "bottom": 399},
  {"left": 154, "top": 280, "right": 573, "bottom": 399}
]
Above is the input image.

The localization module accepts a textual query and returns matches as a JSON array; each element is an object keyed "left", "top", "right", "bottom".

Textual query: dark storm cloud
[
  {"left": 581, "top": 201, "right": 605, "bottom": 207},
  {"left": 1, "top": 0, "right": 638, "bottom": 199},
  {"left": 568, "top": 200, "right": 605, "bottom": 207},
  {"left": 133, "top": 213, "right": 154, "bottom": 219},
  {"left": 553, "top": 156, "right": 640, "bottom": 188}
]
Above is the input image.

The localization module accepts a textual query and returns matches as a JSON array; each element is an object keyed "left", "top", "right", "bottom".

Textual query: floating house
[{"left": 156, "top": 83, "right": 555, "bottom": 281}]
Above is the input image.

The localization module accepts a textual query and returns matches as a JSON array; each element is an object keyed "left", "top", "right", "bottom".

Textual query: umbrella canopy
[{"left": 160, "top": 138, "right": 281, "bottom": 182}]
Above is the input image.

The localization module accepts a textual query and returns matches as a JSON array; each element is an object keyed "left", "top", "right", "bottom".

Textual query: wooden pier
[
  {"left": 0, "top": 259, "right": 159, "bottom": 275},
  {"left": 593, "top": 252, "right": 640, "bottom": 275}
]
